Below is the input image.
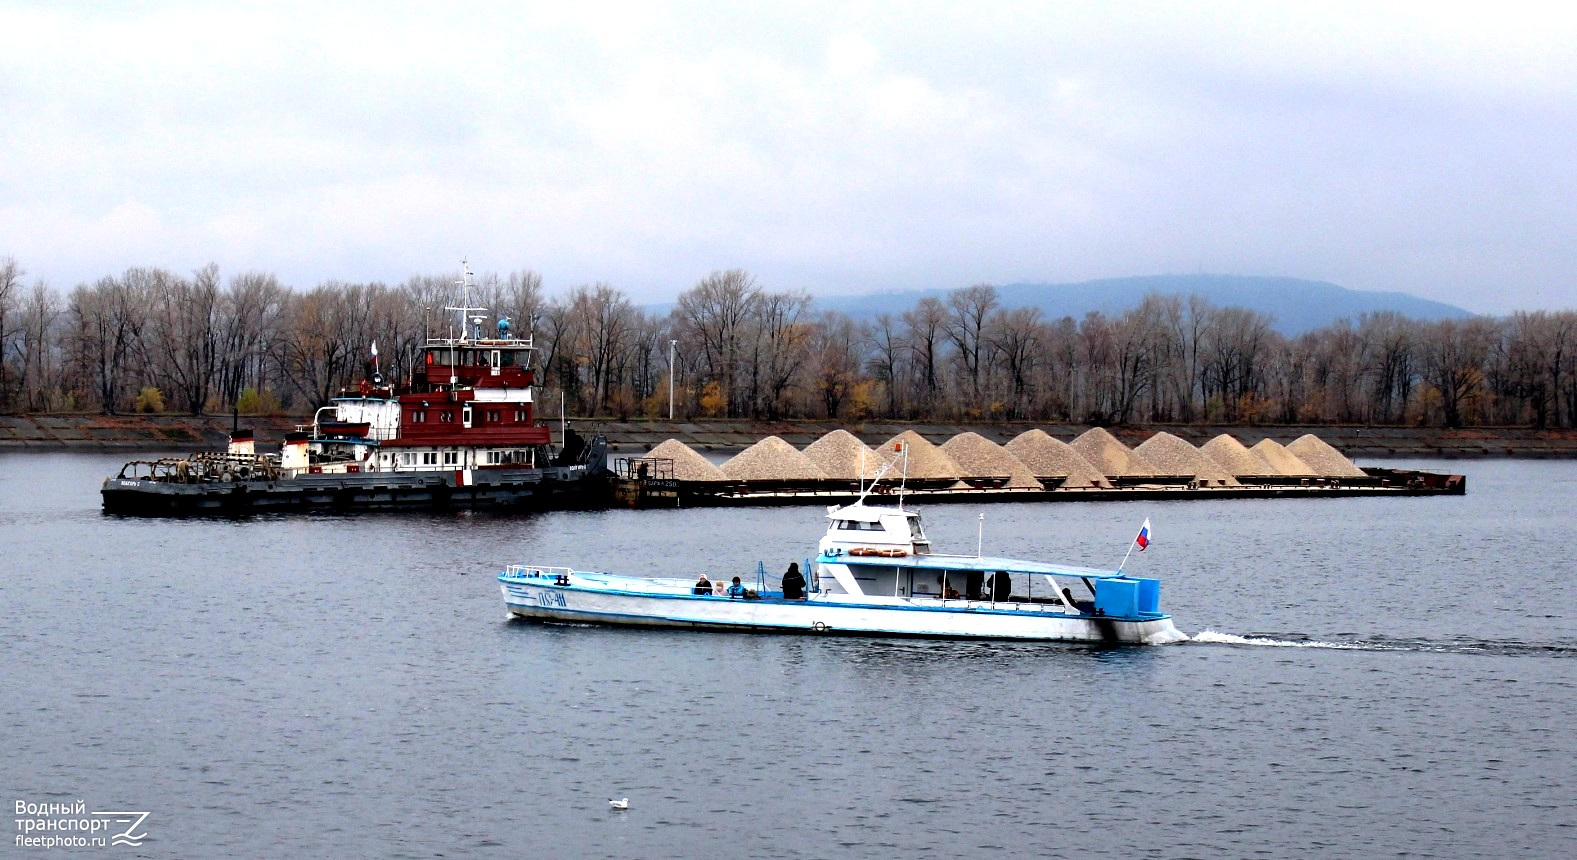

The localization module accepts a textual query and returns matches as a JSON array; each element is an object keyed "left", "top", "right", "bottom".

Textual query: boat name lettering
[{"left": 535, "top": 591, "right": 567, "bottom": 608}]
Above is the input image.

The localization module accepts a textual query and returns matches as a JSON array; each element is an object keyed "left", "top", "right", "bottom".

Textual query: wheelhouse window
[
  {"left": 440, "top": 411, "right": 454, "bottom": 423},
  {"left": 411, "top": 411, "right": 427, "bottom": 423}
]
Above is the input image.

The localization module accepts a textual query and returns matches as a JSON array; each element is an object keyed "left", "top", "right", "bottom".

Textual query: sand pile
[
  {"left": 1287, "top": 434, "right": 1367, "bottom": 478},
  {"left": 1201, "top": 434, "right": 1276, "bottom": 477},
  {"left": 939, "top": 432, "right": 1044, "bottom": 489},
  {"left": 874, "top": 430, "right": 962, "bottom": 480},
  {"left": 721, "top": 436, "right": 827, "bottom": 481},
  {"left": 802, "top": 429, "right": 886, "bottom": 480},
  {"left": 1003, "top": 429, "right": 1107, "bottom": 488},
  {"left": 1250, "top": 439, "right": 1316, "bottom": 476},
  {"left": 1069, "top": 427, "right": 1160, "bottom": 477},
  {"left": 1135, "top": 432, "right": 1241, "bottom": 486},
  {"left": 647, "top": 439, "right": 727, "bottom": 482}
]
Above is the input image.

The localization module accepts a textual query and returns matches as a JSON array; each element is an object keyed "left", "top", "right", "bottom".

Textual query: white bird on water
[{"left": 609, "top": 798, "right": 629, "bottom": 810}]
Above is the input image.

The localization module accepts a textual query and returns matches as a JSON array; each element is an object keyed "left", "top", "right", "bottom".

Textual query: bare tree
[
  {"left": 672, "top": 269, "right": 761, "bottom": 418},
  {"left": 807, "top": 310, "right": 861, "bottom": 419},
  {"left": 66, "top": 273, "right": 151, "bottom": 414},
  {"left": 943, "top": 284, "right": 999, "bottom": 412},
  {"left": 749, "top": 289, "right": 813, "bottom": 419},
  {"left": 1201, "top": 306, "right": 1276, "bottom": 421},
  {"left": 1357, "top": 311, "right": 1416, "bottom": 423},
  {"left": 569, "top": 282, "right": 635, "bottom": 415},
  {"left": 1418, "top": 318, "right": 1495, "bottom": 427},
  {"left": 215, "top": 271, "right": 289, "bottom": 410},
  {"left": 144, "top": 264, "right": 223, "bottom": 414},
  {"left": 15, "top": 281, "right": 60, "bottom": 411},
  {"left": 0, "top": 256, "right": 21, "bottom": 408},
  {"left": 865, "top": 313, "right": 906, "bottom": 417},
  {"left": 901, "top": 297, "right": 947, "bottom": 417},
  {"left": 986, "top": 306, "right": 1041, "bottom": 420}
]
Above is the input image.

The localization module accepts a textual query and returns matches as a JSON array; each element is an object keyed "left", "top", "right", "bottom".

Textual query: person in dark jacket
[
  {"left": 693, "top": 574, "right": 712, "bottom": 595},
  {"left": 988, "top": 571, "right": 1011, "bottom": 602},
  {"left": 781, "top": 563, "right": 807, "bottom": 600}
]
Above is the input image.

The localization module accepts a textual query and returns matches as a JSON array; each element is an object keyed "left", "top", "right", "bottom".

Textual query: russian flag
[{"left": 1135, "top": 518, "right": 1152, "bottom": 551}]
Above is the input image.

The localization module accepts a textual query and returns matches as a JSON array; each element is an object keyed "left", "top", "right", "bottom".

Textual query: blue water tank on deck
[
  {"left": 1094, "top": 578, "right": 1139, "bottom": 618},
  {"left": 1135, "top": 577, "right": 1161, "bottom": 615}
]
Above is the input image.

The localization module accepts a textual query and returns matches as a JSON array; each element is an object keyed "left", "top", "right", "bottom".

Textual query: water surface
[{"left": 3, "top": 453, "right": 1572, "bottom": 858}]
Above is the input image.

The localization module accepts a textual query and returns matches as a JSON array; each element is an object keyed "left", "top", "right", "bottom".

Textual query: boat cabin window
[
  {"left": 909, "top": 520, "right": 926, "bottom": 541},
  {"left": 837, "top": 520, "right": 883, "bottom": 531}
]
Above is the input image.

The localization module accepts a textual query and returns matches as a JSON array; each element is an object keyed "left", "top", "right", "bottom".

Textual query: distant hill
[{"left": 815, "top": 274, "right": 1475, "bottom": 335}]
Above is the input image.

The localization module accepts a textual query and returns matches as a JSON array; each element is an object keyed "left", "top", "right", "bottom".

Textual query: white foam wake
[{"left": 1189, "top": 629, "right": 1371, "bottom": 650}]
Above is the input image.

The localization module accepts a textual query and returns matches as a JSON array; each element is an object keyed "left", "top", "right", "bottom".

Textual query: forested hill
[{"left": 818, "top": 274, "right": 1474, "bottom": 335}]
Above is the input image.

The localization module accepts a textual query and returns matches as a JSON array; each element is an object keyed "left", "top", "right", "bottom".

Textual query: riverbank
[{"left": 3, "top": 413, "right": 1575, "bottom": 457}]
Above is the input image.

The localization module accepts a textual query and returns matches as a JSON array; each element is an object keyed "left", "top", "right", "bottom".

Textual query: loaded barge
[
  {"left": 101, "top": 264, "right": 607, "bottom": 514},
  {"left": 607, "top": 429, "right": 1465, "bottom": 508}
]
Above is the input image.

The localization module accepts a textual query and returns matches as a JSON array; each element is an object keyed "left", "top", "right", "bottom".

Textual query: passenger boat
[
  {"left": 499, "top": 490, "right": 1186, "bottom": 645},
  {"left": 101, "top": 263, "right": 608, "bottom": 514}
]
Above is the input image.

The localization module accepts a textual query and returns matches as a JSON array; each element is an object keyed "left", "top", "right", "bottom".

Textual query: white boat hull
[{"left": 500, "top": 576, "right": 1186, "bottom": 645}]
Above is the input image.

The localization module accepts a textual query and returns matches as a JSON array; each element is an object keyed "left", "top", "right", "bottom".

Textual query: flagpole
[
  {"left": 1116, "top": 540, "right": 1137, "bottom": 574},
  {"left": 1116, "top": 518, "right": 1146, "bottom": 573}
]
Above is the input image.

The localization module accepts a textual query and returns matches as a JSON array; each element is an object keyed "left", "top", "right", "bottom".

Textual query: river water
[{"left": 3, "top": 452, "right": 1573, "bottom": 858}]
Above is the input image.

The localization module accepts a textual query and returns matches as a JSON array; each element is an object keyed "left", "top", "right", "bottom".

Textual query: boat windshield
[{"left": 908, "top": 519, "right": 926, "bottom": 541}]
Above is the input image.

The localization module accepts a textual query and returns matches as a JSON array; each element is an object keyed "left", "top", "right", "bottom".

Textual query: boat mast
[{"left": 444, "top": 259, "right": 488, "bottom": 389}]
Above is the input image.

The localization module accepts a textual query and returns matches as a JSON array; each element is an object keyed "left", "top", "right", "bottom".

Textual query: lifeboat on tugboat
[{"left": 101, "top": 262, "right": 608, "bottom": 514}]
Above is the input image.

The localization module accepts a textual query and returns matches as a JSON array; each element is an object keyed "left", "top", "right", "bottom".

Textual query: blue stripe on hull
[{"left": 501, "top": 598, "right": 1171, "bottom": 643}]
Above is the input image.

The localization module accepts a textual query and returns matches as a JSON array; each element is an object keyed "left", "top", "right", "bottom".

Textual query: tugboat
[{"left": 101, "top": 263, "right": 608, "bottom": 514}]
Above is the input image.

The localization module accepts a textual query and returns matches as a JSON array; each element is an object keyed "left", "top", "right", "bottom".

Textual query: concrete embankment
[{"left": 2, "top": 413, "right": 1575, "bottom": 458}]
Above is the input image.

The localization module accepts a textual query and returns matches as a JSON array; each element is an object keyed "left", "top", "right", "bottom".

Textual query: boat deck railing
[{"left": 504, "top": 564, "right": 573, "bottom": 580}]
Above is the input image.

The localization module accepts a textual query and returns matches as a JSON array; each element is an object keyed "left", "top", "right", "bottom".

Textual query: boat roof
[
  {"left": 826, "top": 503, "right": 916, "bottom": 523},
  {"left": 826, "top": 551, "right": 1127, "bottom": 580}
]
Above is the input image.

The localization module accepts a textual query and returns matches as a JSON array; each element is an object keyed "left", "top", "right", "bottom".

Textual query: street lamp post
[{"left": 668, "top": 339, "right": 677, "bottom": 421}]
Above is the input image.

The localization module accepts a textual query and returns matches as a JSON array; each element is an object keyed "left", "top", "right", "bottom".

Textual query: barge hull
[{"left": 102, "top": 466, "right": 606, "bottom": 514}]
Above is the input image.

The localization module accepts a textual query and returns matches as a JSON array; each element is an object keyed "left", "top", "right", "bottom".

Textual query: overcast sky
[{"left": 3, "top": 1, "right": 1573, "bottom": 314}]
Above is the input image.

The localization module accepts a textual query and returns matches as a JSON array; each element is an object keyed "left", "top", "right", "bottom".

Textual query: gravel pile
[
  {"left": 940, "top": 432, "right": 1044, "bottom": 488},
  {"left": 1135, "top": 432, "right": 1242, "bottom": 486},
  {"left": 1069, "top": 427, "right": 1161, "bottom": 477},
  {"left": 647, "top": 438, "right": 728, "bottom": 482},
  {"left": 721, "top": 436, "right": 827, "bottom": 480},
  {"left": 875, "top": 430, "right": 963, "bottom": 480},
  {"left": 1201, "top": 434, "right": 1276, "bottom": 477},
  {"left": 1250, "top": 439, "right": 1316, "bottom": 476},
  {"left": 1287, "top": 434, "right": 1368, "bottom": 478},
  {"left": 802, "top": 429, "right": 886, "bottom": 480},
  {"left": 1004, "top": 430, "right": 1108, "bottom": 488}
]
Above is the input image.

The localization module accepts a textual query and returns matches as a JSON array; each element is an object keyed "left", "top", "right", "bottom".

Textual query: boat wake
[
  {"left": 1189, "top": 629, "right": 1577, "bottom": 657},
  {"left": 1189, "top": 630, "right": 1371, "bottom": 650}
]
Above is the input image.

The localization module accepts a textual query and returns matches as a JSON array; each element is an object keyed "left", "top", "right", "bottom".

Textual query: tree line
[{"left": 1, "top": 255, "right": 1574, "bottom": 429}]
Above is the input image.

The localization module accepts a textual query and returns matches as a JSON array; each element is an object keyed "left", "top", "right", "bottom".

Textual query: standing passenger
[{"left": 781, "top": 563, "right": 806, "bottom": 600}]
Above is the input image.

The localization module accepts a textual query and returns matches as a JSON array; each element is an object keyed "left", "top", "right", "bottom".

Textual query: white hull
[{"left": 500, "top": 575, "right": 1186, "bottom": 645}]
